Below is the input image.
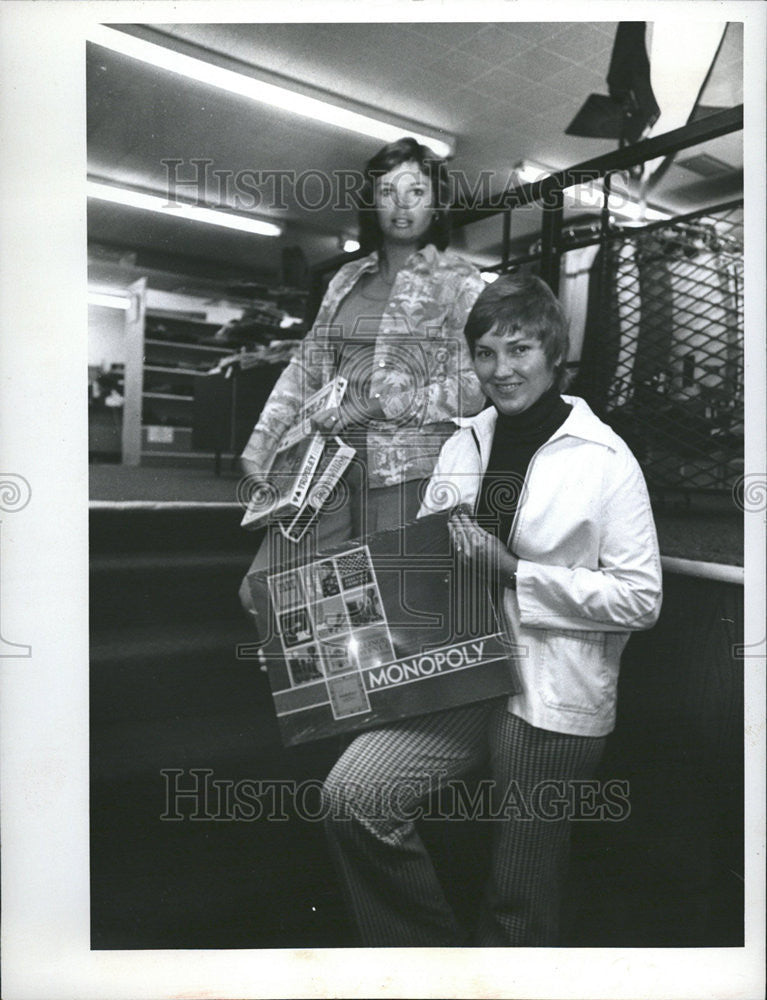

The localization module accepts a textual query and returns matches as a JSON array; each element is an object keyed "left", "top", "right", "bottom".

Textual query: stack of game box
[{"left": 240, "top": 376, "right": 354, "bottom": 535}]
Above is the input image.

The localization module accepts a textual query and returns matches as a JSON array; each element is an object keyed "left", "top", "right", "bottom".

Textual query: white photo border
[{"left": 0, "top": 1, "right": 764, "bottom": 998}]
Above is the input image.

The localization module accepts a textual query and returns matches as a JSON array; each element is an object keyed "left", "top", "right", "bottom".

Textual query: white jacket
[{"left": 418, "top": 396, "right": 662, "bottom": 737}]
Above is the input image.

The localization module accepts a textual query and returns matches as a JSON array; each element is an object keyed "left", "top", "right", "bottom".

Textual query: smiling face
[
  {"left": 374, "top": 160, "right": 434, "bottom": 248},
  {"left": 473, "top": 324, "right": 559, "bottom": 415}
]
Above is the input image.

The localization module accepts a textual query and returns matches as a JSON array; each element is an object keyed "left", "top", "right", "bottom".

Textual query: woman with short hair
[{"left": 322, "top": 272, "right": 662, "bottom": 946}]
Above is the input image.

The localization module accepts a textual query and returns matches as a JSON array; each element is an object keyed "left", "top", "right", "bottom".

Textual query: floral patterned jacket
[{"left": 241, "top": 244, "right": 486, "bottom": 488}]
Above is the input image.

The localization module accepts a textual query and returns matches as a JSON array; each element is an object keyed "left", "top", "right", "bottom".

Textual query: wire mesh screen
[{"left": 569, "top": 202, "right": 744, "bottom": 496}]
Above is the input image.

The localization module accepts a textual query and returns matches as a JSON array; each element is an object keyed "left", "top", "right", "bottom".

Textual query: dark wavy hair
[
  {"left": 357, "top": 137, "right": 451, "bottom": 255},
  {"left": 464, "top": 273, "right": 572, "bottom": 391}
]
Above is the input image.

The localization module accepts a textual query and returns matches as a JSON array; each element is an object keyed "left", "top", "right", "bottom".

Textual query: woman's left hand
[
  {"left": 311, "top": 396, "right": 386, "bottom": 435},
  {"left": 311, "top": 405, "right": 348, "bottom": 435},
  {"left": 449, "top": 506, "right": 518, "bottom": 585}
]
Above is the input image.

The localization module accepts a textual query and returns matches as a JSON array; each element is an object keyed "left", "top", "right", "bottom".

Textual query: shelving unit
[
  {"left": 141, "top": 317, "right": 231, "bottom": 464},
  {"left": 116, "top": 280, "right": 305, "bottom": 468},
  {"left": 121, "top": 281, "right": 244, "bottom": 467}
]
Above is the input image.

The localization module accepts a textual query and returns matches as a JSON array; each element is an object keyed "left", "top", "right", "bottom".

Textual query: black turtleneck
[{"left": 475, "top": 383, "right": 571, "bottom": 545}]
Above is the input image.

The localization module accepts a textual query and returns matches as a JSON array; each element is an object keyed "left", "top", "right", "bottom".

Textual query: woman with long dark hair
[{"left": 240, "top": 137, "right": 485, "bottom": 583}]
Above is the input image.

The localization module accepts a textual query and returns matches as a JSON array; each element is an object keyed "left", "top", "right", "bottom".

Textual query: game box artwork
[{"left": 243, "top": 511, "right": 521, "bottom": 746}]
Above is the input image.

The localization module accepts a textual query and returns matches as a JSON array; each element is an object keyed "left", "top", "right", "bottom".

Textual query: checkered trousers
[{"left": 322, "top": 701, "right": 606, "bottom": 947}]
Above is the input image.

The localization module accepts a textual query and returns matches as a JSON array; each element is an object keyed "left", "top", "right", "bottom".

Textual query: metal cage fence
[
  {"left": 315, "top": 107, "right": 745, "bottom": 501},
  {"left": 447, "top": 109, "right": 745, "bottom": 502},
  {"left": 569, "top": 201, "right": 743, "bottom": 496}
]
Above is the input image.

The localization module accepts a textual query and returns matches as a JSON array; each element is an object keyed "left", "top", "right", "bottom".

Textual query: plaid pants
[{"left": 322, "top": 701, "right": 606, "bottom": 946}]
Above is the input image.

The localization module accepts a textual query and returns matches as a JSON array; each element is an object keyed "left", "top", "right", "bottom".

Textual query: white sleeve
[
  {"left": 516, "top": 445, "right": 662, "bottom": 632},
  {"left": 416, "top": 430, "right": 476, "bottom": 518}
]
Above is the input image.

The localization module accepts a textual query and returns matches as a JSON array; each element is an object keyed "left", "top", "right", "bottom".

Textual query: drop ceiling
[{"left": 87, "top": 20, "right": 744, "bottom": 292}]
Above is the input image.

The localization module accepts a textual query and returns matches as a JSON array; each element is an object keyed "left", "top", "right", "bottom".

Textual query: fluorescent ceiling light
[
  {"left": 87, "top": 180, "right": 283, "bottom": 236},
  {"left": 608, "top": 199, "right": 669, "bottom": 223},
  {"left": 87, "top": 24, "right": 453, "bottom": 158},
  {"left": 513, "top": 162, "right": 669, "bottom": 223},
  {"left": 568, "top": 181, "right": 669, "bottom": 222},
  {"left": 513, "top": 163, "right": 552, "bottom": 186},
  {"left": 88, "top": 290, "right": 130, "bottom": 310}
]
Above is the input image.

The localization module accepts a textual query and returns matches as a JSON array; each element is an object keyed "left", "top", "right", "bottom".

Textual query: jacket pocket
[{"left": 536, "top": 628, "right": 609, "bottom": 715}]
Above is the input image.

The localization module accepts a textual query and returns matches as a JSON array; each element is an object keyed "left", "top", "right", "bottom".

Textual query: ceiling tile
[
  {"left": 451, "top": 23, "right": 537, "bottom": 61},
  {"left": 375, "top": 25, "right": 457, "bottom": 65},
  {"left": 592, "top": 22, "right": 619, "bottom": 37},
  {"left": 468, "top": 105, "right": 530, "bottom": 133},
  {"left": 533, "top": 106, "right": 578, "bottom": 137},
  {"left": 501, "top": 44, "right": 575, "bottom": 82},
  {"left": 495, "top": 22, "right": 563, "bottom": 43},
  {"left": 400, "top": 63, "right": 457, "bottom": 101},
  {"left": 541, "top": 29, "right": 614, "bottom": 67},
  {"left": 580, "top": 47, "right": 614, "bottom": 77},
  {"left": 450, "top": 87, "right": 505, "bottom": 127},
  {"left": 539, "top": 21, "right": 612, "bottom": 44},
  {"left": 520, "top": 83, "right": 567, "bottom": 115},
  {"left": 424, "top": 48, "right": 497, "bottom": 82},
  {"left": 548, "top": 62, "right": 607, "bottom": 97},
  {"left": 470, "top": 65, "right": 539, "bottom": 100},
  {"left": 406, "top": 22, "right": 487, "bottom": 48},
  {"left": 461, "top": 137, "right": 525, "bottom": 172},
  {"left": 88, "top": 20, "right": 744, "bottom": 279}
]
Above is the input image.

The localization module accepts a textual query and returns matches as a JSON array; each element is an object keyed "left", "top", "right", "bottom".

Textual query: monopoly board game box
[{"left": 243, "top": 511, "right": 520, "bottom": 746}]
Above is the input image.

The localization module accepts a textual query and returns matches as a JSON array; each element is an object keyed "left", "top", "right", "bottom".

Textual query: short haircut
[
  {"left": 357, "top": 136, "right": 451, "bottom": 255},
  {"left": 464, "top": 272, "right": 572, "bottom": 391}
]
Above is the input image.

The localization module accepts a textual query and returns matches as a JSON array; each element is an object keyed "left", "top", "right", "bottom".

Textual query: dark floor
[
  {"left": 89, "top": 461, "right": 244, "bottom": 503},
  {"left": 89, "top": 462, "right": 745, "bottom": 566},
  {"left": 90, "top": 505, "right": 744, "bottom": 950}
]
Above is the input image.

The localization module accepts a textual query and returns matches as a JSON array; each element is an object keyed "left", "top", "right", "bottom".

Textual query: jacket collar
[
  {"left": 348, "top": 243, "right": 438, "bottom": 278},
  {"left": 456, "top": 396, "right": 617, "bottom": 453}
]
